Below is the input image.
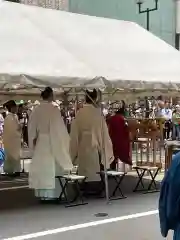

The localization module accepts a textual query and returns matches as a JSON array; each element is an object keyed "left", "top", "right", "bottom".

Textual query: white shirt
[
  {"left": 159, "top": 108, "right": 172, "bottom": 120},
  {"left": 0, "top": 114, "right": 4, "bottom": 133},
  {"left": 102, "top": 108, "right": 108, "bottom": 116}
]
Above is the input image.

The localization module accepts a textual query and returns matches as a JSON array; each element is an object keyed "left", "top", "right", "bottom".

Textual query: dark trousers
[
  {"left": 110, "top": 159, "right": 117, "bottom": 170},
  {"left": 22, "top": 126, "right": 28, "bottom": 145},
  {"left": 81, "top": 159, "right": 104, "bottom": 196},
  {"left": 81, "top": 181, "right": 102, "bottom": 196},
  {"left": 163, "top": 121, "right": 172, "bottom": 139}
]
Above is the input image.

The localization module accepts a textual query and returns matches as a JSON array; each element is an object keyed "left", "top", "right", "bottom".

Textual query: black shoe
[
  {"left": 39, "top": 199, "right": 59, "bottom": 204},
  {"left": 4, "top": 172, "right": 21, "bottom": 178}
]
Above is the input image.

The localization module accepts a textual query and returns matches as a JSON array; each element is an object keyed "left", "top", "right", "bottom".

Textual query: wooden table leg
[{"left": 165, "top": 146, "right": 173, "bottom": 172}]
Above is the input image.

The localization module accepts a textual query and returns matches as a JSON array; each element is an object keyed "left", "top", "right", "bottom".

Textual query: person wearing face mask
[
  {"left": 161, "top": 102, "right": 172, "bottom": 140},
  {"left": 3, "top": 100, "right": 21, "bottom": 176},
  {"left": 172, "top": 105, "right": 180, "bottom": 139},
  {"left": 157, "top": 101, "right": 172, "bottom": 139}
]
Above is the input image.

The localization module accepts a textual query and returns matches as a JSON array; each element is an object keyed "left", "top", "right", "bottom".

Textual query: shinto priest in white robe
[
  {"left": 3, "top": 112, "right": 21, "bottom": 173},
  {"left": 28, "top": 101, "right": 73, "bottom": 199},
  {"left": 70, "top": 104, "right": 113, "bottom": 182}
]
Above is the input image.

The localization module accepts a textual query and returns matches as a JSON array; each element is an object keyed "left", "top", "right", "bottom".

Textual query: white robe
[
  {"left": 3, "top": 113, "right": 21, "bottom": 173},
  {"left": 70, "top": 104, "right": 113, "bottom": 182},
  {"left": 0, "top": 113, "right": 4, "bottom": 136},
  {"left": 28, "top": 101, "right": 73, "bottom": 190}
]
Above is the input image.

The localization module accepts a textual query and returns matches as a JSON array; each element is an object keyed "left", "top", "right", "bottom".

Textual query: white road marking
[
  {"left": 0, "top": 180, "right": 27, "bottom": 184},
  {"left": 2, "top": 209, "right": 158, "bottom": 240},
  {"left": 0, "top": 185, "right": 29, "bottom": 191}
]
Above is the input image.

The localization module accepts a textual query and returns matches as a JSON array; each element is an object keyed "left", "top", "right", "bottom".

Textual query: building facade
[
  {"left": 19, "top": 0, "right": 176, "bottom": 47},
  {"left": 20, "top": 0, "right": 68, "bottom": 10},
  {"left": 68, "top": 0, "right": 176, "bottom": 47}
]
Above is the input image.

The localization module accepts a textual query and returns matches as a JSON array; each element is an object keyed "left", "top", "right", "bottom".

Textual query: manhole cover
[{"left": 94, "top": 213, "right": 108, "bottom": 217}]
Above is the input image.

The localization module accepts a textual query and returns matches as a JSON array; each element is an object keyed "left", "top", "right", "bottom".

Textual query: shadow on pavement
[{"left": 0, "top": 175, "right": 161, "bottom": 211}]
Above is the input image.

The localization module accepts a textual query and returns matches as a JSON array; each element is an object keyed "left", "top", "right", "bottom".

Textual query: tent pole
[
  {"left": 83, "top": 89, "right": 110, "bottom": 204},
  {"left": 62, "top": 91, "right": 69, "bottom": 129},
  {"left": 75, "top": 92, "right": 79, "bottom": 115},
  {"left": 99, "top": 90, "right": 110, "bottom": 204}
]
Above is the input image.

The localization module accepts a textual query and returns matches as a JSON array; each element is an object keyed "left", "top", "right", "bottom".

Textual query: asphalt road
[
  {"left": 0, "top": 190, "right": 173, "bottom": 240},
  {"left": 0, "top": 152, "right": 167, "bottom": 240}
]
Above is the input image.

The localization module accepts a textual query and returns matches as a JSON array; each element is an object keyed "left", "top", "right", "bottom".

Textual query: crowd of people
[
  {"left": 105, "top": 98, "right": 180, "bottom": 140},
  {"left": 1, "top": 89, "right": 180, "bottom": 238},
  {"left": 0, "top": 88, "right": 180, "bottom": 203},
  {"left": 0, "top": 87, "right": 133, "bottom": 202}
]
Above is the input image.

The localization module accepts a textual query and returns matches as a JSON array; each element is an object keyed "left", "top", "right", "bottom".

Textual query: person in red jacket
[{"left": 108, "top": 108, "right": 132, "bottom": 170}]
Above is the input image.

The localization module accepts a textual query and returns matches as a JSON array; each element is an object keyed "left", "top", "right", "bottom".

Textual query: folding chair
[
  {"left": 133, "top": 121, "right": 162, "bottom": 194},
  {"left": 98, "top": 171, "right": 127, "bottom": 201},
  {"left": 133, "top": 166, "right": 160, "bottom": 193},
  {"left": 56, "top": 174, "right": 88, "bottom": 208}
]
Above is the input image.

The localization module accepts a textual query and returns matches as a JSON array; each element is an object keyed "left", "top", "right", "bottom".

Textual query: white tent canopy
[{"left": 0, "top": 0, "right": 180, "bottom": 96}]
